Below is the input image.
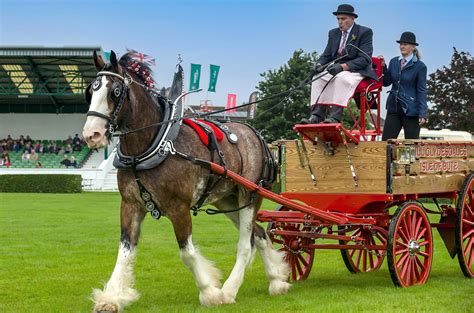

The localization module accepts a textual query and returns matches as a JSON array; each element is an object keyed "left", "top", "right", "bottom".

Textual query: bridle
[{"left": 86, "top": 71, "right": 135, "bottom": 136}]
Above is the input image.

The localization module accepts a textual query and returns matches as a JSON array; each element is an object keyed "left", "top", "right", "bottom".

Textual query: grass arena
[
  {"left": 1, "top": 2, "right": 473, "bottom": 312},
  {"left": 1, "top": 193, "right": 472, "bottom": 312}
]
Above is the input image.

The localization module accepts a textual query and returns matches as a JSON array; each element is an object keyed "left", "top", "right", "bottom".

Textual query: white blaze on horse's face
[{"left": 83, "top": 76, "right": 111, "bottom": 148}]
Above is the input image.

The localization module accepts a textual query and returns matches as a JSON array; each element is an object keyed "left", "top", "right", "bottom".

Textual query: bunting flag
[
  {"left": 208, "top": 64, "right": 220, "bottom": 92},
  {"left": 127, "top": 49, "right": 156, "bottom": 66},
  {"left": 189, "top": 63, "right": 201, "bottom": 91},
  {"left": 247, "top": 91, "right": 259, "bottom": 119},
  {"left": 226, "top": 94, "right": 237, "bottom": 113}
]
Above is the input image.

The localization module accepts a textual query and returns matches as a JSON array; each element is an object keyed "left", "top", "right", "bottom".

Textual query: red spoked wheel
[
  {"left": 339, "top": 225, "right": 388, "bottom": 273},
  {"left": 387, "top": 202, "right": 433, "bottom": 287},
  {"left": 267, "top": 206, "right": 315, "bottom": 281},
  {"left": 455, "top": 173, "right": 474, "bottom": 278}
]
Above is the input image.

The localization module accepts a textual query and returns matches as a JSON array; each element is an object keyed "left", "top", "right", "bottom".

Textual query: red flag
[{"left": 226, "top": 94, "right": 237, "bottom": 113}]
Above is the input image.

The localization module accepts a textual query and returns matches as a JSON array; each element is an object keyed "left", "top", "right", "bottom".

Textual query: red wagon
[{"left": 208, "top": 60, "right": 473, "bottom": 287}]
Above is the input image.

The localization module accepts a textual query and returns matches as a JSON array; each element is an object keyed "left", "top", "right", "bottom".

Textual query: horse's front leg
[
  {"left": 93, "top": 201, "right": 145, "bottom": 313},
  {"left": 220, "top": 193, "right": 257, "bottom": 304},
  {"left": 169, "top": 207, "right": 224, "bottom": 306}
]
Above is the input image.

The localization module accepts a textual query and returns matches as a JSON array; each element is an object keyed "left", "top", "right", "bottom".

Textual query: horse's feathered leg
[
  {"left": 217, "top": 196, "right": 291, "bottom": 297},
  {"left": 93, "top": 201, "right": 145, "bottom": 313},
  {"left": 253, "top": 223, "right": 292, "bottom": 295},
  {"left": 220, "top": 190, "right": 257, "bottom": 303},
  {"left": 170, "top": 206, "right": 225, "bottom": 306}
]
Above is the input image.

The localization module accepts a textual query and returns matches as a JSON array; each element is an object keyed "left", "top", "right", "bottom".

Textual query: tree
[
  {"left": 426, "top": 48, "right": 473, "bottom": 132},
  {"left": 251, "top": 50, "right": 317, "bottom": 142}
]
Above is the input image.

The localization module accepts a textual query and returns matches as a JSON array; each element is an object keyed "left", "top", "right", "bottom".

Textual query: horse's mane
[{"left": 119, "top": 51, "right": 156, "bottom": 89}]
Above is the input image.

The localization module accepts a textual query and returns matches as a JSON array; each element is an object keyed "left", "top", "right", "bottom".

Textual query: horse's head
[{"left": 83, "top": 50, "right": 131, "bottom": 149}]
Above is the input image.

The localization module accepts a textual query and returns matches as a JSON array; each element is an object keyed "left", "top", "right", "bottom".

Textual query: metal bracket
[
  {"left": 299, "top": 136, "right": 317, "bottom": 185},
  {"left": 339, "top": 130, "right": 358, "bottom": 188}
]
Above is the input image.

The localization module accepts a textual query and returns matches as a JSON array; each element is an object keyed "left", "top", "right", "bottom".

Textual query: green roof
[{"left": 0, "top": 46, "right": 105, "bottom": 113}]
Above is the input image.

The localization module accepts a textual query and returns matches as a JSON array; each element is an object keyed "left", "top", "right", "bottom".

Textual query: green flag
[
  {"left": 104, "top": 51, "right": 111, "bottom": 62},
  {"left": 208, "top": 64, "right": 220, "bottom": 92},
  {"left": 189, "top": 63, "right": 201, "bottom": 91}
]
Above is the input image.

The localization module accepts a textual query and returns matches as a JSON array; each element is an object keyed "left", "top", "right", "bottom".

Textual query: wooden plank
[
  {"left": 283, "top": 140, "right": 387, "bottom": 194},
  {"left": 392, "top": 173, "right": 466, "bottom": 194}
]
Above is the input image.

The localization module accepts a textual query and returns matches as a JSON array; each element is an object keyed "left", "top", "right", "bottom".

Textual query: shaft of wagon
[{"left": 207, "top": 161, "right": 349, "bottom": 225}]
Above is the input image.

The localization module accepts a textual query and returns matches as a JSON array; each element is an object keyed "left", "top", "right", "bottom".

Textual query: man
[{"left": 301, "top": 4, "right": 377, "bottom": 124}]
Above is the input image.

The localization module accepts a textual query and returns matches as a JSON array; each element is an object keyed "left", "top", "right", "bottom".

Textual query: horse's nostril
[{"left": 92, "top": 132, "right": 102, "bottom": 141}]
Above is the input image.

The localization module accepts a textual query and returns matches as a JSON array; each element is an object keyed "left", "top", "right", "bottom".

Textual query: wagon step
[{"left": 294, "top": 123, "right": 359, "bottom": 145}]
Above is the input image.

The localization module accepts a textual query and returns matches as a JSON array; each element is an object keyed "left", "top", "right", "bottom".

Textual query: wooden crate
[{"left": 278, "top": 139, "right": 474, "bottom": 195}]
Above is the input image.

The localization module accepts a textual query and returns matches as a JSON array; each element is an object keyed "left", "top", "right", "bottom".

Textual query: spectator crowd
[{"left": 1, "top": 134, "right": 85, "bottom": 168}]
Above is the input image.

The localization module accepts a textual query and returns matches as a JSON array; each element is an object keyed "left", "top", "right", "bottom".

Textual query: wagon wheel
[
  {"left": 455, "top": 173, "right": 474, "bottom": 278},
  {"left": 267, "top": 206, "right": 315, "bottom": 281},
  {"left": 387, "top": 201, "right": 433, "bottom": 287},
  {"left": 339, "top": 225, "right": 388, "bottom": 273}
]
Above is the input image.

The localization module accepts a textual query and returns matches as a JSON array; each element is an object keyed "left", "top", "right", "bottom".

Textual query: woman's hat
[
  {"left": 333, "top": 4, "right": 358, "bottom": 18},
  {"left": 397, "top": 32, "right": 419, "bottom": 46}
]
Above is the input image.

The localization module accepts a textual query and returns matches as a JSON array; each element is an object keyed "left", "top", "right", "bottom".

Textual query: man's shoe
[
  {"left": 300, "top": 115, "right": 323, "bottom": 124},
  {"left": 323, "top": 117, "right": 340, "bottom": 124}
]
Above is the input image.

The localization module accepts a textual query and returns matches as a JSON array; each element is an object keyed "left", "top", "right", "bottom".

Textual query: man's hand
[
  {"left": 419, "top": 117, "right": 427, "bottom": 126},
  {"left": 312, "top": 63, "right": 324, "bottom": 74},
  {"left": 377, "top": 55, "right": 385, "bottom": 67},
  {"left": 327, "top": 63, "right": 343, "bottom": 76}
]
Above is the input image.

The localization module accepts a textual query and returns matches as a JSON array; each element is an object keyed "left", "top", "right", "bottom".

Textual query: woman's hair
[{"left": 414, "top": 47, "right": 422, "bottom": 59}]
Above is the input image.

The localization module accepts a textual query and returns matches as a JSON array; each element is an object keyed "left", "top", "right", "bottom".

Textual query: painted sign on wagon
[{"left": 415, "top": 145, "right": 468, "bottom": 158}]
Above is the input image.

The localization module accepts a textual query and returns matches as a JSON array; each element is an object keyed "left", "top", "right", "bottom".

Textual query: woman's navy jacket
[{"left": 383, "top": 55, "right": 428, "bottom": 118}]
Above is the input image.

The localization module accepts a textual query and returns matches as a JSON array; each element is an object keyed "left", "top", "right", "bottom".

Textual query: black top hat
[
  {"left": 396, "top": 32, "right": 419, "bottom": 46},
  {"left": 333, "top": 4, "right": 358, "bottom": 18}
]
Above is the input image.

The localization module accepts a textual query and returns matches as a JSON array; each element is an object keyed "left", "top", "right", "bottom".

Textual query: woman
[{"left": 381, "top": 32, "right": 427, "bottom": 140}]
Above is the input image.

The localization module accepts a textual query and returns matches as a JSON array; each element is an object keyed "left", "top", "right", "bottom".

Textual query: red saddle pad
[{"left": 183, "top": 118, "right": 224, "bottom": 146}]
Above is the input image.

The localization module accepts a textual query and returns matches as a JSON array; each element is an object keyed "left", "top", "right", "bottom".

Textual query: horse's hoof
[
  {"left": 199, "top": 287, "right": 225, "bottom": 306},
  {"left": 269, "top": 280, "right": 291, "bottom": 295},
  {"left": 94, "top": 303, "right": 118, "bottom": 313},
  {"left": 221, "top": 292, "right": 236, "bottom": 304}
]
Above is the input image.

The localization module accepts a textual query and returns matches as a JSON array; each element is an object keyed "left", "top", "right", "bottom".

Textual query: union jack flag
[{"left": 127, "top": 49, "right": 156, "bottom": 66}]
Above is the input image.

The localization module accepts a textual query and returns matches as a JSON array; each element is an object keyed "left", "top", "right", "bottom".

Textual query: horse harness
[{"left": 86, "top": 70, "right": 276, "bottom": 221}]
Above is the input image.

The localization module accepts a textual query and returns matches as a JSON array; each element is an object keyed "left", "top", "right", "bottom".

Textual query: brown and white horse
[{"left": 82, "top": 51, "right": 290, "bottom": 312}]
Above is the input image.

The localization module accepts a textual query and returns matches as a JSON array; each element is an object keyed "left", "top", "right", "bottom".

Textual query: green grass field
[{"left": 1, "top": 193, "right": 473, "bottom": 312}]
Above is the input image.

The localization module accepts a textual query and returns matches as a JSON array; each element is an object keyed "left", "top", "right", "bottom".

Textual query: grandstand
[
  {"left": 0, "top": 47, "right": 118, "bottom": 190},
  {"left": 5, "top": 142, "right": 91, "bottom": 168}
]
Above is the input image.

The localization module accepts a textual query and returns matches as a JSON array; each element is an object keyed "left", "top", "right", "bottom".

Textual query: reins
[{"left": 90, "top": 54, "right": 348, "bottom": 139}]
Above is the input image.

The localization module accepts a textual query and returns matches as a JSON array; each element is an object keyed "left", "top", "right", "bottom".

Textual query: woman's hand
[
  {"left": 419, "top": 117, "right": 427, "bottom": 126},
  {"left": 377, "top": 55, "right": 385, "bottom": 67}
]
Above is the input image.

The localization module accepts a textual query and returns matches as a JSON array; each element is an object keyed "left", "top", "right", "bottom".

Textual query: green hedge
[{"left": 0, "top": 174, "right": 82, "bottom": 193}]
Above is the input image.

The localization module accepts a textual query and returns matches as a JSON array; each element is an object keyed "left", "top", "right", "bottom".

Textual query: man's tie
[
  {"left": 401, "top": 58, "right": 407, "bottom": 69},
  {"left": 338, "top": 31, "right": 348, "bottom": 55}
]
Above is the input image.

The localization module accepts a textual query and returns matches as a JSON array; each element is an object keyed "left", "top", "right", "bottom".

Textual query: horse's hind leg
[
  {"left": 220, "top": 191, "right": 258, "bottom": 304},
  {"left": 253, "top": 223, "right": 291, "bottom": 295},
  {"left": 169, "top": 206, "right": 224, "bottom": 306},
  {"left": 93, "top": 201, "right": 145, "bottom": 313}
]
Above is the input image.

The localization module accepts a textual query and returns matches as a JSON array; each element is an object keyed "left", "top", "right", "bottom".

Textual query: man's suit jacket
[
  {"left": 318, "top": 23, "right": 378, "bottom": 81},
  {"left": 383, "top": 55, "right": 428, "bottom": 118}
]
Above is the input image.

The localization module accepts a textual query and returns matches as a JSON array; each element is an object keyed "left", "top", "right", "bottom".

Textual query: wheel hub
[
  {"left": 408, "top": 240, "right": 420, "bottom": 256},
  {"left": 289, "top": 238, "right": 301, "bottom": 251}
]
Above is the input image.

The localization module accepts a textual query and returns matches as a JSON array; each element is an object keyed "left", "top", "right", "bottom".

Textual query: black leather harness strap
[
  {"left": 131, "top": 159, "right": 162, "bottom": 220},
  {"left": 190, "top": 122, "right": 227, "bottom": 216}
]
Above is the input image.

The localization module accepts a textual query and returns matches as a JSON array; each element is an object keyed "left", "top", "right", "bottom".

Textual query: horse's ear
[
  {"left": 93, "top": 50, "right": 105, "bottom": 70},
  {"left": 110, "top": 50, "right": 119, "bottom": 70}
]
